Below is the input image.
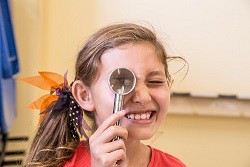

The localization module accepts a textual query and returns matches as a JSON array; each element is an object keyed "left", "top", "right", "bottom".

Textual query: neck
[{"left": 119, "top": 140, "right": 151, "bottom": 167}]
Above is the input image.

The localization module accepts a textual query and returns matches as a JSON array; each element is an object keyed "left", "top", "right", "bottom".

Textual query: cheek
[
  {"left": 152, "top": 88, "right": 170, "bottom": 113},
  {"left": 152, "top": 89, "right": 169, "bottom": 130},
  {"left": 152, "top": 90, "right": 170, "bottom": 125},
  {"left": 94, "top": 103, "right": 111, "bottom": 125},
  {"left": 91, "top": 86, "right": 116, "bottom": 127}
]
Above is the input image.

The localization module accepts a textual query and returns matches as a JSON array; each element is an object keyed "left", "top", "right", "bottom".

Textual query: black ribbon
[
  {"left": 53, "top": 86, "right": 73, "bottom": 112},
  {"left": 40, "top": 85, "right": 90, "bottom": 140}
]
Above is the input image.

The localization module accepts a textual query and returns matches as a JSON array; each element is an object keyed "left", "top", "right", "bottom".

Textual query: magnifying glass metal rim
[{"left": 108, "top": 67, "right": 136, "bottom": 95}]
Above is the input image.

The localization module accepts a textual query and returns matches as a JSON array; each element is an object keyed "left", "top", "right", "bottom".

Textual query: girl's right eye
[{"left": 112, "top": 77, "right": 132, "bottom": 86}]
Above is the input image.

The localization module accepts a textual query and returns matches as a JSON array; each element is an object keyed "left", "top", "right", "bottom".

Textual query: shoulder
[
  {"left": 148, "top": 147, "right": 186, "bottom": 167},
  {"left": 62, "top": 141, "right": 91, "bottom": 167}
]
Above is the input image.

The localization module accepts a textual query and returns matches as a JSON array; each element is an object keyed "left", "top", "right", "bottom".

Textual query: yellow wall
[
  {"left": 40, "top": 0, "right": 96, "bottom": 78},
  {"left": 9, "top": 0, "right": 96, "bottom": 161},
  {"left": 143, "top": 115, "right": 250, "bottom": 167},
  {"left": 10, "top": 0, "right": 42, "bottom": 138},
  {"left": 10, "top": 1, "right": 250, "bottom": 167}
]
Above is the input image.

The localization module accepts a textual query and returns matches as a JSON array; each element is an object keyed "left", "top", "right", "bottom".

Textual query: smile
[{"left": 125, "top": 111, "right": 156, "bottom": 120}]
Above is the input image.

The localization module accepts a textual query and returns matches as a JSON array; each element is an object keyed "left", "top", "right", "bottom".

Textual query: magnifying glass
[{"left": 108, "top": 68, "right": 136, "bottom": 140}]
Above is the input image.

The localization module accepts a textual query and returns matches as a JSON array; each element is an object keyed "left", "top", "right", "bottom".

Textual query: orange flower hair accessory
[
  {"left": 21, "top": 71, "right": 91, "bottom": 140},
  {"left": 20, "top": 71, "right": 68, "bottom": 123}
]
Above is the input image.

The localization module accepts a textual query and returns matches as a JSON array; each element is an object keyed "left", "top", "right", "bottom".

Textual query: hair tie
[{"left": 21, "top": 71, "right": 91, "bottom": 140}]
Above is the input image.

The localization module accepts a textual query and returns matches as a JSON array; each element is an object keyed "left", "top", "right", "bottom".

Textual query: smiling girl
[{"left": 25, "top": 23, "right": 186, "bottom": 167}]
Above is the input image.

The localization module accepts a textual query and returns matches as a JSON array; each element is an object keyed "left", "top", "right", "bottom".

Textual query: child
[{"left": 25, "top": 23, "right": 186, "bottom": 167}]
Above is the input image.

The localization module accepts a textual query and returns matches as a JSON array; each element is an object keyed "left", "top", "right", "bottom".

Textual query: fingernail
[{"left": 120, "top": 110, "right": 126, "bottom": 115}]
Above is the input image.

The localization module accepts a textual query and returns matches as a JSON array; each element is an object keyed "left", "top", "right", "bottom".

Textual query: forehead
[{"left": 100, "top": 42, "right": 164, "bottom": 76}]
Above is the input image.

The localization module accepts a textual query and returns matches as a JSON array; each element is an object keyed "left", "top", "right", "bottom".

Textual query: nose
[{"left": 132, "top": 82, "right": 151, "bottom": 106}]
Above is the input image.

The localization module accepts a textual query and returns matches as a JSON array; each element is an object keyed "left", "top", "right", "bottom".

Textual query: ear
[{"left": 71, "top": 80, "right": 95, "bottom": 112}]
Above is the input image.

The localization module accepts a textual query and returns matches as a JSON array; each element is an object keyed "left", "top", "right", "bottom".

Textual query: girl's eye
[
  {"left": 111, "top": 77, "right": 132, "bottom": 86},
  {"left": 147, "top": 80, "right": 164, "bottom": 85}
]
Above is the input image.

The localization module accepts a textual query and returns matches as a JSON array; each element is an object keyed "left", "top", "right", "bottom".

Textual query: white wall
[{"left": 93, "top": 0, "right": 250, "bottom": 98}]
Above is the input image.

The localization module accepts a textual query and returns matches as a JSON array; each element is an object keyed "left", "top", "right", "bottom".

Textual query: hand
[{"left": 89, "top": 110, "right": 128, "bottom": 167}]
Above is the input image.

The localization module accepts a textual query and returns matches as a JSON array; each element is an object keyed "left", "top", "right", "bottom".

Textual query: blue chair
[
  {"left": 0, "top": 0, "right": 19, "bottom": 134},
  {"left": 0, "top": 0, "right": 25, "bottom": 166}
]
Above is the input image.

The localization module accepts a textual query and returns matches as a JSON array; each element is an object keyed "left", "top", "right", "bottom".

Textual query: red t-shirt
[{"left": 63, "top": 142, "right": 186, "bottom": 167}]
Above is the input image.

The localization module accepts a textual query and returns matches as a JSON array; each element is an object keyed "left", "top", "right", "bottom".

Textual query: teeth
[
  {"left": 141, "top": 114, "right": 146, "bottom": 119},
  {"left": 135, "top": 114, "right": 141, "bottom": 120},
  {"left": 126, "top": 112, "right": 152, "bottom": 120}
]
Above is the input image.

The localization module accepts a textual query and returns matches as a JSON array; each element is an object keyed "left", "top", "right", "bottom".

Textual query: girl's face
[{"left": 90, "top": 42, "right": 170, "bottom": 140}]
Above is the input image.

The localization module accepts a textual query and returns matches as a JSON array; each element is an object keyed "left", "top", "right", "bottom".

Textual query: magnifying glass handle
[{"left": 113, "top": 93, "right": 124, "bottom": 140}]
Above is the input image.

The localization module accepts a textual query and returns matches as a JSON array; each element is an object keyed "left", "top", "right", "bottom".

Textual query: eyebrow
[{"left": 147, "top": 70, "right": 166, "bottom": 77}]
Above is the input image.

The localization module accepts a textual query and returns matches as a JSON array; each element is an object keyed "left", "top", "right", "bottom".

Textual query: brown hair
[{"left": 25, "top": 23, "right": 183, "bottom": 166}]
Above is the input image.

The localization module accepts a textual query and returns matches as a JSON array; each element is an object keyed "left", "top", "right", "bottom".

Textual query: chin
[{"left": 128, "top": 131, "right": 155, "bottom": 140}]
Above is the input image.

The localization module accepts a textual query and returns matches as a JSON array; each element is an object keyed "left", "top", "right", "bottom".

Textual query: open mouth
[{"left": 125, "top": 111, "right": 156, "bottom": 120}]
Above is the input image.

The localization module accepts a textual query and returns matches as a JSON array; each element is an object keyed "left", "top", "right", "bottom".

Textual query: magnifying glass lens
[{"left": 109, "top": 68, "right": 136, "bottom": 95}]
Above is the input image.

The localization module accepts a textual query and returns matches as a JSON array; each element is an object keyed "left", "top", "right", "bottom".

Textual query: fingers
[
  {"left": 105, "top": 148, "right": 126, "bottom": 162},
  {"left": 94, "top": 149, "right": 126, "bottom": 167},
  {"left": 89, "top": 111, "right": 128, "bottom": 166},
  {"left": 99, "top": 125, "right": 128, "bottom": 143},
  {"left": 100, "top": 139, "right": 126, "bottom": 155},
  {"left": 89, "top": 110, "right": 126, "bottom": 143}
]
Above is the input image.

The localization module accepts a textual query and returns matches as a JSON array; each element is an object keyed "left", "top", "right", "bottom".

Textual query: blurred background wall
[{"left": 9, "top": 0, "right": 250, "bottom": 167}]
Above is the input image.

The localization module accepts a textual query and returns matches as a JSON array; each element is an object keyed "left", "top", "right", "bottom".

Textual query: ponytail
[
  {"left": 25, "top": 102, "right": 80, "bottom": 166},
  {"left": 22, "top": 72, "right": 91, "bottom": 166}
]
